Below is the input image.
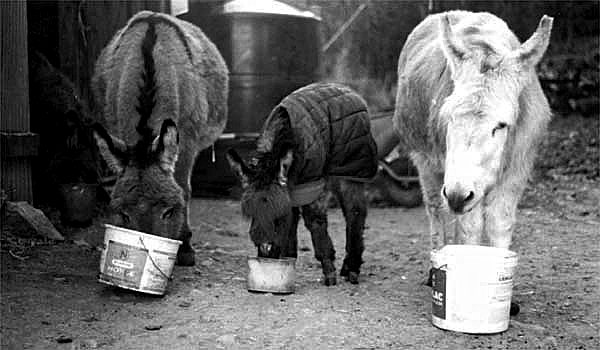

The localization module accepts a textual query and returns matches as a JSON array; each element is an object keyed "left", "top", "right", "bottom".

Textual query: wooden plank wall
[
  {"left": 57, "top": 0, "right": 168, "bottom": 107},
  {"left": 1, "top": 0, "right": 33, "bottom": 202}
]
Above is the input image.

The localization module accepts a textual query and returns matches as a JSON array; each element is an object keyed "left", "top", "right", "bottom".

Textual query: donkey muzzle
[
  {"left": 258, "top": 242, "right": 281, "bottom": 258},
  {"left": 442, "top": 186, "right": 475, "bottom": 214}
]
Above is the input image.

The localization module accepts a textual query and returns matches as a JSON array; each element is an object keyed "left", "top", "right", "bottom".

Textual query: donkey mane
[
  {"left": 115, "top": 16, "right": 193, "bottom": 62},
  {"left": 251, "top": 107, "right": 295, "bottom": 189},
  {"left": 448, "top": 12, "right": 517, "bottom": 74}
]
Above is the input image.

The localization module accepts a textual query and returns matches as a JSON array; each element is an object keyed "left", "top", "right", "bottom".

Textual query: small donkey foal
[{"left": 227, "top": 83, "right": 378, "bottom": 286}]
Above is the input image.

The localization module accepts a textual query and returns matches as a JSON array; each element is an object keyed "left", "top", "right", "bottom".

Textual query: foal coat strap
[{"left": 289, "top": 178, "right": 326, "bottom": 207}]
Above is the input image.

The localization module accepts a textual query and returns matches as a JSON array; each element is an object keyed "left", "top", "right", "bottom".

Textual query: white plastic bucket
[
  {"left": 98, "top": 224, "right": 181, "bottom": 295},
  {"left": 430, "top": 244, "right": 518, "bottom": 334}
]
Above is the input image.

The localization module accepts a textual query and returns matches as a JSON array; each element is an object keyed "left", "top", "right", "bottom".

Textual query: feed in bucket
[
  {"left": 430, "top": 244, "right": 518, "bottom": 334},
  {"left": 247, "top": 257, "right": 296, "bottom": 294},
  {"left": 98, "top": 224, "right": 181, "bottom": 295}
]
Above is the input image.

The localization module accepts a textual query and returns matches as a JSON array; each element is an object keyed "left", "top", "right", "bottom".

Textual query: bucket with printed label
[
  {"left": 430, "top": 244, "right": 518, "bottom": 334},
  {"left": 98, "top": 224, "right": 181, "bottom": 295}
]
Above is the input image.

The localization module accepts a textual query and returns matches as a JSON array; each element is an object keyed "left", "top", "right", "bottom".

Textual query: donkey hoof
[
  {"left": 340, "top": 264, "right": 359, "bottom": 284},
  {"left": 346, "top": 271, "right": 359, "bottom": 284},
  {"left": 423, "top": 268, "right": 434, "bottom": 287},
  {"left": 323, "top": 274, "right": 337, "bottom": 286},
  {"left": 176, "top": 249, "right": 196, "bottom": 266},
  {"left": 510, "top": 301, "right": 520, "bottom": 316},
  {"left": 340, "top": 264, "right": 349, "bottom": 277}
]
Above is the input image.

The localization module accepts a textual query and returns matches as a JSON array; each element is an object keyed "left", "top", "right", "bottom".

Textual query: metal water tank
[
  {"left": 191, "top": 0, "right": 322, "bottom": 195},
  {"left": 214, "top": 0, "right": 321, "bottom": 134}
]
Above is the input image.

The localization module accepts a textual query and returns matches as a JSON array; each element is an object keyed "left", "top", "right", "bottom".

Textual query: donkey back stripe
[
  {"left": 127, "top": 16, "right": 194, "bottom": 62},
  {"left": 135, "top": 18, "right": 157, "bottom": 140}
]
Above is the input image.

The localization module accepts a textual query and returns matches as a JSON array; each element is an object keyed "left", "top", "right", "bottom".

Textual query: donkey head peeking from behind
[{"left": 438, "top": 13, "right": 553, "bottom": 215}]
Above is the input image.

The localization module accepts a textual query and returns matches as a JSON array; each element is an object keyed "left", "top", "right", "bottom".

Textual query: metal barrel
[{"left": 186, "top": 0, "right": 322, "bottom": 193}]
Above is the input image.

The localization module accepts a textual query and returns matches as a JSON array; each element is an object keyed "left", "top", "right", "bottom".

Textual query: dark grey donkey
[
  {"left": 92, "top": 11, "right": 228, "bottom": 266},
  {"left": 227, "top": 82, "right": 378, "bottom": 285}
]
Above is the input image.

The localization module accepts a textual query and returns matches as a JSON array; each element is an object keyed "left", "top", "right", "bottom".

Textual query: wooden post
[{"left": 1, "top": 0, "right": 36, "bottom": 203}]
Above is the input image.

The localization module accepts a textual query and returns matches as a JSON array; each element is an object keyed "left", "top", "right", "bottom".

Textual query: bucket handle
[{"left": 138, "top": 237, "right": 173, "bottom": 281}]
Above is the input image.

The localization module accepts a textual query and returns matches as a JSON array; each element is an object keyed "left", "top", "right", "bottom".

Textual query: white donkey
[{"left": 393, "top": 11, "right": 553, "bottom": 251}]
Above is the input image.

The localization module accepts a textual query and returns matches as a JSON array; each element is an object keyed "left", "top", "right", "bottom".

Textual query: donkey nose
[
  {"left": 442, "top": 186, "right": 474, "bottom": 213},
  {"left": 258, "top": 243, "right": 274, "bottom": 257}
]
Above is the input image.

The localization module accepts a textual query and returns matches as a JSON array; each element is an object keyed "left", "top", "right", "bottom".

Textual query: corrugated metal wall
[{"left": 1, "top": 1, "right": 33, "bottom": 202}]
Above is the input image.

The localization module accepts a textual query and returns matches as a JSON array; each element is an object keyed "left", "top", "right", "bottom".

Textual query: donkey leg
[
  {"left": 302, "top": 191, "right": 337, "bottom": 286},
  {"left": 331, "top": 179, "right": 366, "bottom": 284},
  {"left": 174, "top": 149, "right": 197, "bottom": 266},
  {"left": 484, "top": 183, "right": 524, "bottom": 249},
  {"left": 175, "top": 190, "right": 195, "bottom": 266},
  {"left": 485, "top": 182, "right": 526, "bottom": 317},
  {"left": 455, "top": 203, "right": 484, "bottom": 245},
  {"left": 282, "top": 207, "right": 301, "bottom": 258},
  {"left": 412, "top": 155, "right": 451, "bottom": 286},
  {"left": 487, "top": 191, "right": 522, "bottom": 317},
  {"left": 412, "top": 155, "right": 451, "bottom": 250}
]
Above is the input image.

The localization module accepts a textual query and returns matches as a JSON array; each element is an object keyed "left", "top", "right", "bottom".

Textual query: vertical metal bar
[
  {"left": 321, "top": 2, "right": 369, "bottom": 53},
  {"left": 1, "top": 1, "right": 30, "bottom": 132}
]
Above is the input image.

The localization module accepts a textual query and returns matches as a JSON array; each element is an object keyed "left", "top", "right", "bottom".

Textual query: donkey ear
[
  {"left": 93, "top": 123, "right": 127, "bottom": 175},
  {"left": 277, "top": 148, "right": 293, "bottom": 186},
  {"left": 156, "top": 119, "right": 179, "bottom": 173},
  {"left": 226, "top": 148, "right": 250, "bottom": 188},
  {"left": 439, "top": 14, "right": 468, "bottom": 76},
  {"left": 515, "top": 15, "right": 553, "bottom": 69}
]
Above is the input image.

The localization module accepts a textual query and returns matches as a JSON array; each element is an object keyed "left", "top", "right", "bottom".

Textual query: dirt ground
[{"left": 2, "top": 115, "right": 599, "bottom": 350}]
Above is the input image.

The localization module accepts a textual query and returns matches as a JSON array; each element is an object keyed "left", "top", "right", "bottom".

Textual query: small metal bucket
[{"left": 247, "top": 256, "right": 296, "bottom": 294}]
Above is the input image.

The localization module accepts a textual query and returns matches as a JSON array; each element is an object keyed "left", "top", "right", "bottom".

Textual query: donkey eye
[
  {"left": 492, "top": 122, "right": 508, "bottom": 136},
  {"left": 120, "top": 211, "right": 130, "bottom": 224},
  {"left": 162, "top": 207, "right": 175, "bottom": 220}
]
